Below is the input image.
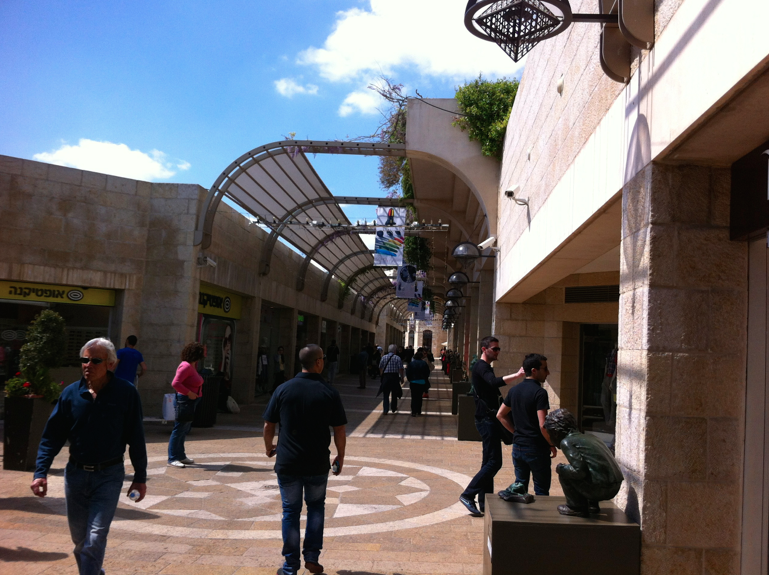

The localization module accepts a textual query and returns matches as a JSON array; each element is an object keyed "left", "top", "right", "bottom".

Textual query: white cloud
[
  {"left": 33, "top": 139, "right": 189, "bottom": 181},
  {"left": 274, "top": 77, "right": 319, "bottom": 97},
  {"left": 338, "top": 87, "right": 382, "bottom": 117},
  {"left": 297, "top": 0, "right": 522, "bottom": 83}
]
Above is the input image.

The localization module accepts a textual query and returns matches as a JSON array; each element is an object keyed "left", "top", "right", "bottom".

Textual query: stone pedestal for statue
[
  {"left": 483, "top": 497, "right": 639, "bottom": 575},
  {"left": 451, "top": 380, "right": 471, "bottom": 415}
]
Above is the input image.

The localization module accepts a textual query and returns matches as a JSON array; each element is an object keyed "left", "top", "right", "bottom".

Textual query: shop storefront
[
  {"left": 0, "top": 280, "right": 116, "bottom": 387},
  {"left": 197, "top": 283, "right": 242, "bottom": 408}
]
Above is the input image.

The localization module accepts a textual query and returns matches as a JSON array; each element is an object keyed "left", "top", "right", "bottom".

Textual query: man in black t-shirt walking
[
  {"left": 459, "top": 336, "right": 525, "bottom": 516},
  {"left": 263, "top": 344, "right": 347, "bottom": 575},
  {"left": 497, "top": 353, "right": 557, "bottom": 496}
]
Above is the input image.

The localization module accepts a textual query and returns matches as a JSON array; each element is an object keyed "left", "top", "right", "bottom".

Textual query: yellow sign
[
  {"left": 198, "top": 283, "right": 242, "bottom": 319},
  {"left": 0, "top": 280, "right": 116, "bottom": 306}
]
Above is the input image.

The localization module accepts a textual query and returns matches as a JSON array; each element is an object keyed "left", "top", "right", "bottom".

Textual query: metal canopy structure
[{"left": 195, "top": 138, "right": 477, "bottom": 327}]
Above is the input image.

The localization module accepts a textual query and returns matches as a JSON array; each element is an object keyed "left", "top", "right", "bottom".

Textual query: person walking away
[
  {"left": 114, "top": 335, "right": 147, "bottom": 387},
  {"left": 272, "top": 346, "right": 286, "bottom": 392},
  {"left": 355, "top": 346, "right": 368, "bottom": 389},
  {"left": 326, "top": 340, "right": 340, "bottom": 385},
  {"left": 31, "top": 337, "right": 147, "bottom": 575},
  {"left": 459, "top": 336, "right": 525, "bottom": 516},
  {"left": 168, "top": 342, "right": 206, "bottom": 468},
  {"left": 369, "top": 346, "right": 382, "bottom": 378},
  {"left": 263, "top": 344, "right": 347, "bottom": 575},
  {"left": 496, "top": 353, "right": 557, "bottom": 496},
  {"left": 378, "top": 344, "right": 404, "bottom": 414},
  {"left": 256, "top": 346, "right": 269, "bottom": 394},
  {"left": 406, "top": 350, "right": 430, "bottom": 416}
]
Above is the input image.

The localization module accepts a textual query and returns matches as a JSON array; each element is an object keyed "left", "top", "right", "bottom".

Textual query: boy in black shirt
[
  {"left": 497, "top": 353, "right": 557, "bottom": 496},
  {"left": 459, "top": 336, "right": 525, "bottom": 516}
]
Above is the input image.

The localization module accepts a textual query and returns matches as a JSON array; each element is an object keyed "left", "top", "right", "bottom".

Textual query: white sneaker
[
  {"left": 168, "top": 460, "right": 186, "bottom": 468},
  {"left": 178, "top": 457, "right": 195, "bottom": 465}
]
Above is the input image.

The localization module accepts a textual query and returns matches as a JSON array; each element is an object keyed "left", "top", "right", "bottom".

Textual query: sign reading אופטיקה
[
  {"left": 0, "top": 280, "right": 115, "bottom": 306},
  {"left": 197, "top": 283, "right": 242, "bottom": 319}
]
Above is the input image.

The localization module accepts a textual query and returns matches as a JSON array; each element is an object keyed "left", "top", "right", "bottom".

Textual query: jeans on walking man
[
  {"left": 459, "top": 336, "right": 524, "bottom": 516},
  {"left": 497, "top": 353, "right": 557, "bottom": 495},
  {"left": 378, "top": 344, "right": 404, "bottom": 414},
  {"left": 263, "top": 344, "right": 347, "bottom": 575},
  {"left": 31, "top": 337, "right": 147, "bottom": 575}
]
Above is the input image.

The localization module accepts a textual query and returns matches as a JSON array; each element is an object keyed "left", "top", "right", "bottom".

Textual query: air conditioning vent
[{"left": 564, "top": 285, "right": 620, "bottom": 303}]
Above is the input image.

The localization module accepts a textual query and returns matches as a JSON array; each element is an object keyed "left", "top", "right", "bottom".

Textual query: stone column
[
  {"left": 478, "top": 269, "right": 494, "bottom": 341},
  {"left": 232, "top": 295, "right": 261, "bottom": 404},
  {"left": 616, "top": 163, "right": 747, "bottom": 573}
]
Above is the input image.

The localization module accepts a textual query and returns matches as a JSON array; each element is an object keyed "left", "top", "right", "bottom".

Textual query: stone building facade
[{"left": 0, "top": 155, "right": 404, "bottom": 411}]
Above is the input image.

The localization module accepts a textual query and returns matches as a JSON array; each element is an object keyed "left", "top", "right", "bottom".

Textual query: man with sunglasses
[
  {"left": 31, "top": 337, "right": 147, "bottom": 575},
  {"left": 459, "top": 336, "right": 525, "bottom": 516}
]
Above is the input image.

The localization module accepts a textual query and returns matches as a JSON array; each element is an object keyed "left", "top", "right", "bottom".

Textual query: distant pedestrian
[
  {"left": 355, "top": 346, "right": 368, "bottom": 389},
  {"left": 406, "top": 351, "right": 430, "bottom": 416},
  {"left": 326, "top": 340, "right": 340, "bottom": 385},
  {"left": 272, "top": 346, "right": 286, "bottom": 392},
  {"left": 31, "top": 337, "right": 147, "bottom": 575},
  {"left": 168, "top": 342, "right": 207, "bottom": 468},
  {"left": 263, "top": 344, "right": 347, "bottom": 575},
  {"left": 114, "top": 335, "right": 147, "bottom": 387},
  {"left": 378, "top": 344, "right": 404, "bottom": 414},
  {"left": 459, "top": 336, "right": 525, "bottom": 516}
]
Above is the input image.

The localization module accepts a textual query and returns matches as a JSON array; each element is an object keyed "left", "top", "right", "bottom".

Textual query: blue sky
[{"left": 0, "top": 0, "right": 523, "bottom": 228}]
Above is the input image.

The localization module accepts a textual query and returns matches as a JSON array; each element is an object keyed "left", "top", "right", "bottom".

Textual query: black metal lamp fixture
[
  {"left": 446, "top": 288, "right": 465, "bottom": 300},
  {"left": 448, "top": 271, "right": 471, "bottom": 288},
  {"left": 464, "top": 0, "right": 654, "bottom": 83}
]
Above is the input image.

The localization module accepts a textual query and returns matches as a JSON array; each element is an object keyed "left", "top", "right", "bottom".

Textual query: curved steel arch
[
  {"left": 351, "top": 280, "right": 393, "bottom": 316},
  {"left": 320, "top": 250, "right": 373, "bottom": 302},
  {"left": 338, "top": 265, "right": 379, "bottom": 309},
  {"left": 374, "top": 296, "right": 410, "bottom": 325},
  {"left": 194, "top": 140, "right": 407, "bottom": 251}
]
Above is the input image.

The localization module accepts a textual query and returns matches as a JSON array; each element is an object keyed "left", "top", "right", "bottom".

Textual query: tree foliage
[
  {"left": 404, "top": 236, "right": 432, "bottom": 273},
  {"left": 453, "top": 76, "right": 519, "bottom": 160}
]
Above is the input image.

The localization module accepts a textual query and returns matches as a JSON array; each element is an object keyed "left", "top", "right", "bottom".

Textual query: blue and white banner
[{"left": 396, "top": 265, "right": 417, "bottom": 298}]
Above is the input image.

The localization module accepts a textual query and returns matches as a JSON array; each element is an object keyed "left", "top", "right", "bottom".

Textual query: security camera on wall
[
  {"left": 504, "top": 184, "right": 529, "bottom": 206},
  {"left": 196, "top": 253, "right": 217, "bottom": 268},
  {"left": 477, "top": 236, "right": 497, "bottom": 251}
]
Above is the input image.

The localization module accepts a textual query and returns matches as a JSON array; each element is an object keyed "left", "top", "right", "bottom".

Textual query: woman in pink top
[{"left": 167, "top": 342, "right": 206, "bottom": 468}]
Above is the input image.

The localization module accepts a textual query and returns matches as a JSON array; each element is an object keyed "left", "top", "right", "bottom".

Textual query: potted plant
[{"left": 4, "top": 309, "right": 67, "bottom": 471}]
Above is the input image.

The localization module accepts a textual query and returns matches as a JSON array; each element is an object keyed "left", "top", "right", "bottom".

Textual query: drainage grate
[{"left": 564, "top": 285, "right": 620, "bottom": 303}]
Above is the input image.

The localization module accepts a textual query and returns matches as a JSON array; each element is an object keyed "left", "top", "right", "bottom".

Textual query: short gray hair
[
  {"left": 80, "top": 337, "right": 117, "bottom": 364},
  {"left": 388, "top": 344, "right": 398, "bottom": 353}
]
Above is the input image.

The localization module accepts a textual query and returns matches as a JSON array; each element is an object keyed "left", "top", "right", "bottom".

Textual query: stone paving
[{"left": 0, "top": 369, "right": 565, "bottom": 575}]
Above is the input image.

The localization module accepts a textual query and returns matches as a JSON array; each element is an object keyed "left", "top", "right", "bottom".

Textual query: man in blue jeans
[
  {"left": 497, "top": 353, "right": 557, "bottom": 496},
  {"left": 263, "top": 344, "right": 347, "bottom": 575},
  {"left": 31, "top": 337, "right": 147, "bottom": 575},
  {"left": 459, "top": 336, "right": 525, "bottom": 516}
]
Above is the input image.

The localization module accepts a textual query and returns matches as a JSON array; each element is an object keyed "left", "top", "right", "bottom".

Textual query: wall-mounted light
[{"left": 465, "top": 0, "right": 654, "bottom": 84}]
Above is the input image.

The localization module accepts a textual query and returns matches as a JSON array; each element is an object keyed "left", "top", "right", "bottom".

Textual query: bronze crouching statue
[{"left": 544, "top": 409, "right": 624, "bottom": 517}]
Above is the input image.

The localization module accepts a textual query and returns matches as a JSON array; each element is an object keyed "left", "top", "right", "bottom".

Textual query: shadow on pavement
[{"left": 0, "top": 546, "right": 69, "bottom": 562}]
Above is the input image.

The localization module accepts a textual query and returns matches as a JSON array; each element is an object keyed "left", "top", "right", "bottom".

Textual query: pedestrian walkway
[{"left": 0, "top": 367, "right": 565, "bottom": 575}]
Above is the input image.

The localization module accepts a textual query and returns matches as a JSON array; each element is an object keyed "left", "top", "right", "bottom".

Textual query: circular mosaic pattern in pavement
[{"left": 40, "top": 453, "right": 472, "bottom": 539}]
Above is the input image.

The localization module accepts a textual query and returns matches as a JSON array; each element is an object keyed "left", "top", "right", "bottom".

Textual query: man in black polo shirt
[
  {"left": 459, "top": 336, "right": 525, "bottom": 516},
  {"left": 497, "top": 353, "right": 557, "bottom": 496},
  {"left": 263, "top": 344, "right": 347, "bottom": 575}
]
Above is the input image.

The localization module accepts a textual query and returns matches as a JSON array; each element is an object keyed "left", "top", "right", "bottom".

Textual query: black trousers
[
  {"left": 410, "top": 383, "right": 425, "bottom": 414},
  {"left": 461, "top": 417, "right": 502, "bottom": 509}
]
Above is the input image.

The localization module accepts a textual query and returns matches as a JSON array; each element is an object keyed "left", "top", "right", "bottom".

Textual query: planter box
[{"left": 3, "top": 397, "right": 54, "bottom": 471}]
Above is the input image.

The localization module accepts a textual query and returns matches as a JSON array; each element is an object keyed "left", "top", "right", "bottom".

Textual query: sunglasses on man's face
[
  {"left": 490, "top": 347, "right": 501, "bottom": 352},
  {"left": 80, "top": 357, "right": 105, "bottom": 365}
]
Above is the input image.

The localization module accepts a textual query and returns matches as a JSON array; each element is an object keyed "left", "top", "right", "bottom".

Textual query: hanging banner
[
  {"left": 374, "top": 207, "right": 406, "bottom": 267},
  {"left": 395, "top": 264, "right": 417, "bottom": 298},
  {"left": 407, "top": 281, "right": 424, "bottom": 311}
]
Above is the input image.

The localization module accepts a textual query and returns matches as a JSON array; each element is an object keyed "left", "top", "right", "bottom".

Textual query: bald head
[{"left": 299, "top": 344, "right": 324, "bottom": 373}]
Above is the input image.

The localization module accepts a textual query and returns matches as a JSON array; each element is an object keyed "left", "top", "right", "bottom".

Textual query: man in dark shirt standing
[
  {"left": 497, "top": 353, "right": 557, "bottom": 495},
  {"left": 263, "top": 344, "right": 347, "bottom": 575},
  {"left": 31, "top": 337, "right": 147, "bottom": 575},
  {"left": 325, "top": 339, "right": 340, "bottom": 385},
  {"left": 459, "top": 336, "right": 525, "bottom": 516}
]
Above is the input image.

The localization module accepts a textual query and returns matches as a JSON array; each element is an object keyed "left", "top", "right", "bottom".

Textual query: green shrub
[
  {"left": 453, "top": 76, "right": 519, "bottom": 160},
  {"left": 5, "top": 309, "right": 67, "bottom": 402}
]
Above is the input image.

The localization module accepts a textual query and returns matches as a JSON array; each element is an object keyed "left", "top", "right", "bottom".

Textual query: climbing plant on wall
[{"left": 453, "top": 75, "right": 519, "bottom": 160}]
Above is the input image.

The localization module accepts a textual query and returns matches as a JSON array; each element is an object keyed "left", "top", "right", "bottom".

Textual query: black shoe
[
  {"left": 411, "top": 413, "right": 416, "bottom": 417},
  {"left": 305, "top": 561, "right": 324, "bottom": 574},
  {"left": 557, "top": 504, "right": 589, "bottom": 517},
  {"left": 459, "top": 496, "right": 483, "bottom": 517},
  {"left": 588, "top": 502, "right": 601, "bottom": 514}
]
